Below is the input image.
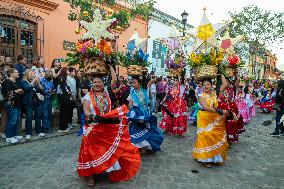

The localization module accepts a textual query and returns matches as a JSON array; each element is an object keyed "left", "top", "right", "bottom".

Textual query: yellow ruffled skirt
[{"left": 192, "top": 110, "right": 228, "bottom": 162}]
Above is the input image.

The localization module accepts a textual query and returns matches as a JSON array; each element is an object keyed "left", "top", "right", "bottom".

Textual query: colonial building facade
[
  {"left": 147, "top": 8, "right": 192, "bottom": 76},
  {"left": 263, "top": 51, "right": 279, "bottom": 79}
]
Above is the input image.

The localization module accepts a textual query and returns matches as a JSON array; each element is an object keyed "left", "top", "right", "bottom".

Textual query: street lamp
[{"left": 181, "top": 10, "right": 189, "bottom": 36}]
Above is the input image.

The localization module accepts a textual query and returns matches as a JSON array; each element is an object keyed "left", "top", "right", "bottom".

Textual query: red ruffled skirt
[
  {"left": 160, "top": 97, "right": 188, "bottom": 135},
  {"left": 259, "top": 100, "right": 274, "bottom": 113},
  {"left": 77, "top": 105, "right": 141, "bottom": 182},
  {"left": 218, "top": 101, "right": 245, "bottom": 142}
]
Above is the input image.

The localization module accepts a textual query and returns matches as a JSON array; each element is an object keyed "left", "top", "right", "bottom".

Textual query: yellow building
[{"left": 247, "top": 54, "right": 265, "bottom": 80}]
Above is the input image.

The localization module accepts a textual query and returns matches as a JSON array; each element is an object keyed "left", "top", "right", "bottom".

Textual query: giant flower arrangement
[
  {"left": 66, "top": 39, "right": 125, "bottom": 69},
  {"left": 120, "top": 48, "right": 150, "bottom": 76},
  {"left": 165, "top": 54, "right": 185, "bottom": 77},
  {"left": 165, "top": 54, "right": 185, "bottom": 69},
  {"left": 65, "top": 9, "right": 126, "bottom": 75},
  {"left": 187, "top": 48, "right": 223, "bottom": 68},
  {"left": 123, "top": 48, "right": 150, "bottom": 67}
]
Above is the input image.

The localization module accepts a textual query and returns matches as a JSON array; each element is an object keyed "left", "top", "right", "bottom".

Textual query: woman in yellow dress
[{"left": 192, "top": 78, "right": 229, "bottom": 168}]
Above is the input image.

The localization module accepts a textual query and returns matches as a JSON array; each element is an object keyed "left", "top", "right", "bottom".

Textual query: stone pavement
[{"left": 0, "top": 111, "right": 283, "bottom": 189}]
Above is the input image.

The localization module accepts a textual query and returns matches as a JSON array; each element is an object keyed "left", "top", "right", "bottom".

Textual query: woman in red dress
[
  {"left": 77, "top": 71, "right": 140, "bottom": 186},
  {"left": 159, "top": 76, "right": 188, "bottom": 136},
  {"left": 218, "top": 74, "right": 245, "bottom": 142}
]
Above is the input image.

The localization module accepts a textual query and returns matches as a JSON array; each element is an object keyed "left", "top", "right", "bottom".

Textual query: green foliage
[
  {"left": 131, "top": 0, "right": 156, "bottom": 20},
  {"left": 64, "top": 0, "right": 155, "bottom": 29},
  {"left": 111, "top": 10, "right": 131, "bottom": 29},
  {"left": 228, "top": 5, "right": 284, "bottom": 53}
]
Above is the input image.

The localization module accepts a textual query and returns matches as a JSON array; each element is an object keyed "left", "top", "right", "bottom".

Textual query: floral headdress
[
  {"left": 187, "top": 48, "right": 223, "bottom": 68},
  {"left": 121, "top": 48, "right": 150, "bottom": 68},
  {"left": 165, "top": 54, "right": 185, "bottom": 70},
  {"left": 65, "top": 9, "right": 126, "bottom": 69}
]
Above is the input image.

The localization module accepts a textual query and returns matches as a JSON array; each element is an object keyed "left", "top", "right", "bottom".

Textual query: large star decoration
[
  {"left": 185, "top": 8, "right": 228, "bottom": 53},
  {"left": 160, "top": 25, "right": 189, "bottom": 57},
  {"left": 80, "top": 9, "right": 116, "bottom": 42}
]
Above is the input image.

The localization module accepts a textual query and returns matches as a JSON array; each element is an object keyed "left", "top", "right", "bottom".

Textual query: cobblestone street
[{"left": 0, "top": 111, "right": 283, "bottom": 189}]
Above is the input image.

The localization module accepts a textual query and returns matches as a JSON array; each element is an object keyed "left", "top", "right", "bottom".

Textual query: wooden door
[{"left": 0, "top": 15, "right": 36, "bottom": 65}]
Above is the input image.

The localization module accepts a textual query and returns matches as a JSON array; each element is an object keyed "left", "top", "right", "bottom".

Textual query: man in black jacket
[{"left": 270, "top": 79, "right": 284, "bottom": 136}]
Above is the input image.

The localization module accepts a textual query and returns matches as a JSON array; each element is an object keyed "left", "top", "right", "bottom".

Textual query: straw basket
[
  {"left": 84, "top": 58, "right": 109, "bottom": 76},
  {"left": 169, "top": 68, "right": 183, "bottom": 77},
  {"left": 195, "top": 65, "right": 218, "bottom": 80},
  {"left": 127, "top": 65, "right": 143, "bottom": 76}
]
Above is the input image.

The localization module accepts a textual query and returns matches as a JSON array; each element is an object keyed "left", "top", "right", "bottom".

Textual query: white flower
[{"left": 80, "top": 9, "right": 116, "bottom": 42}]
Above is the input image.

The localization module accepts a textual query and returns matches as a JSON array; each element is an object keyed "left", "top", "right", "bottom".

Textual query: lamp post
[{"left": 181, "top": 10, "right": 189, "bottom": 37}]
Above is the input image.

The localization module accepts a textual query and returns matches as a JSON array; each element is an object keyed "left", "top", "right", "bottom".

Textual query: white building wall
[{"left": 147, "top": 19, "right": 172, "bottom": 76}]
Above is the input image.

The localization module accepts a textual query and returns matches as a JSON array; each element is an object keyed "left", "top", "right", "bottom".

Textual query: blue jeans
[
  {"left": 25, "top": 103, "right": 44, "bottom": 135},
  {"left": 4, "top": 103, "right": 21, "bottom": 138},
  {"left": 42, "top": 98, "right": 51, "bottom": 130}
]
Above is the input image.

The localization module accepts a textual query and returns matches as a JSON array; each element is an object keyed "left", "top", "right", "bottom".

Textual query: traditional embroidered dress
[
  {"left": 127, "top": 88, "right": 164, "bottom": 152},
  {"left": 192, "top": 91, "right": 228, "bottom": 163},
  {"left": 77, "top": 91, "right": 140, "bottom": 182},
  {"left": 258, "top": 94, "right": 274, "bottom": 113},
  {"left": 245, "top": 93, "right": 256, "bottom": 117},
  {"left": 218, "top": 86, "right": 245, "bottom": 142},
  {"left": 160, "top": 84, "right": 188, "bottom": 135},
  {"left": 235, "top": 91, "right": 250, "bottom": 124}
]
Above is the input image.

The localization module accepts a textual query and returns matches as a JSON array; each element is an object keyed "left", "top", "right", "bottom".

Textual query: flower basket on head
[
  {"left": 195, "top": 64, "right": 218, "bottom": 80},
  {"left": 187, "top": 48, "right": 223, "bottom": 80},
  {"left": 122, "top": 48, "right": 150, "bottom": 76},
  {"left": 65, "top": 40, "right": 125, "bottom": 76},
  {"left": 84, "top": 57, "right": 109, "bottom": 76},
  {"left": 165, "top": 54, "right": 185, "bottom": 78},
  {"left": 221, "top": 54, "right": 244, "bottom": 78},
  {"left": 169, "top": 68, "right": 183, "bottom": 78},
  {"left": 64, "top": 11, "right": 126, "bottom": 77},
  {"left": 127, "top": 65, "right": 144, "bottom": 76}
]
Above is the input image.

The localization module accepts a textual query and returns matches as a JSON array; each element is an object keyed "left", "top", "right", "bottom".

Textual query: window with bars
[{"left": 0, "top": 15, "right": 36, "bottom": 65}]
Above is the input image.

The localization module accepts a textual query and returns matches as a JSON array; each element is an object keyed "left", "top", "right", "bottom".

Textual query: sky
[{"left": 154, "top": 0, "right": 284, "bottom": 68}]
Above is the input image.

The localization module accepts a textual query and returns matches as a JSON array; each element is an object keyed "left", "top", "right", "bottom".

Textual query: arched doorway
[{"left": 0, "top": 15, "right": 36, "bottom": 65}]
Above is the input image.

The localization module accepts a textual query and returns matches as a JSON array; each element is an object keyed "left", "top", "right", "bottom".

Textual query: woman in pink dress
[
  {"left": 245, "top": 88, "right": 256, "bottom": 117},
  {"left": 159, "top": 77, "right": 187, "bottom": 136},
  {"left": 235, "top": 87, "right": 250, "bottom": 124}
]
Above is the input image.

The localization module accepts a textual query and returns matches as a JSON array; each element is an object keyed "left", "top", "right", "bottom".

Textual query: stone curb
[{"left": 0, "top": 130, "right": 78, "bottom": 149}]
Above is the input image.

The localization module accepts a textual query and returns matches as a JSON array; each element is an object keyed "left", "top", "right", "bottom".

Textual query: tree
[
  {"left": 228, "top": 5, "right": 284, "bottom": 75},
  {"left": 64, "top": 0, "right": 156, "bottom": 30}
]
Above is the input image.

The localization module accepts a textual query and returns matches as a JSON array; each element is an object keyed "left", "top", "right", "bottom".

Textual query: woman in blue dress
[{"left": 127, "top": 75, "right": 164, "bottom": 153}]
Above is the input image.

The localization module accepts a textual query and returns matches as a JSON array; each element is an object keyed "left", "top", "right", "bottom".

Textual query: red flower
[{"left": 228, "top": 55, "right": 239, "bottom": 65}]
